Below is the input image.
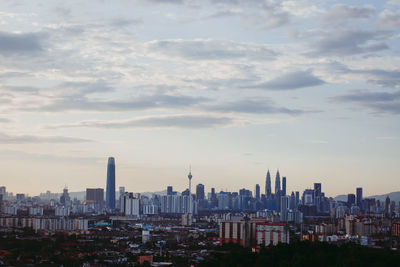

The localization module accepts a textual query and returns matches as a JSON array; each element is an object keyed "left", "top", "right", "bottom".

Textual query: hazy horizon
[{"left": 0, "top": 0, "right": 399, "bottom": 197}]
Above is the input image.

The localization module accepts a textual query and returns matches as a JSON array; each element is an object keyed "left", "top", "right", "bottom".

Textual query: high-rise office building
[
  {"left": 314, "top": 183, "right": 322, "bottom": 197},
  {"left": 86, "top": 188, "right": 104, "bottom": 211},
  {"left": 347, "top": 194, "right": 356, "bottom": 207},
  {"left": 59, "top": 187, "right": 70, "bottom": 206},
  {"left": 265, "top": 170, "right": 271, "bottom": 197},
  {"left": 356, "top": 187, "right": 363, "bottom": 208},
  {"left": 275, "top": 170, "right": 281, "bottom": 211},
  {"left": 106, "top": 157, "right": 116, "bottom": 210},
  {"left": 167, "top": 186, "right": 174, "bottom": 195},
  {"left": 282, "top": 177, "right": 286, "bottom": 196},
  {"left": 289, "top": 191, "right": 296, "bottom": 209},
  {"left": 275, "top": 170, "right": 281, "bottom": 195},
  {"left": 254, "top": 184, "right": 260, "bottom": 200},
  {"left": 196, "top": 184, "right": 205, "bottom": 201}
]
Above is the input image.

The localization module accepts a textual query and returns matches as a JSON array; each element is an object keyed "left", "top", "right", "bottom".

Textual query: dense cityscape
[{"left": 1, "top": 157, "right": 399, "bottom": 266}]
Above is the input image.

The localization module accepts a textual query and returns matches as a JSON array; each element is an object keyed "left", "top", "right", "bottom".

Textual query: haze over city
[{"left": 0, "top": 0, "right": 399, "bottom": 196}]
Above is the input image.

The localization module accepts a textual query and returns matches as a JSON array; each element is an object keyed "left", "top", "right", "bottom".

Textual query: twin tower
[{"left": 265, "top": 169, "right": 287, "bottom": 197}]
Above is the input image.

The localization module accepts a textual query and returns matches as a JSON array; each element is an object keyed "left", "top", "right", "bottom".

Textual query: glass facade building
[{"left": 106, "top": 157, "right": 116, "bottom": 210}]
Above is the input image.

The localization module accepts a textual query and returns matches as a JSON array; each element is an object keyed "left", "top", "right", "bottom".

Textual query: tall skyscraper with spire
[
  {"left": 106, "top": 157, "right": 116, "bottom": 210},
  {"left": 275, "top": 170, "right": 281, "bottom": 195},
  {"left": 265, "top": 170, "right": 271, "bottom": 197},
  {"left": 275, "top": 170, "right": 281, "bottom": 211}
]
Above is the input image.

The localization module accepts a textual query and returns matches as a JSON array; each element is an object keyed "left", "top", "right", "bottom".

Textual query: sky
[{"left": 0, "top": 0, "right": 399, "bottom": 197}]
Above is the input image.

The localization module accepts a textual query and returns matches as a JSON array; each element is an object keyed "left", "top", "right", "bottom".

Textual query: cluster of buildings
[{"left": 1, "top": 157, "right": 400, "bottom": 250}]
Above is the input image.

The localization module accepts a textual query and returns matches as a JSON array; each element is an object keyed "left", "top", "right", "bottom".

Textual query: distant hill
[{"left": 334, "top": 191, "right": 400, "bottom": 203}]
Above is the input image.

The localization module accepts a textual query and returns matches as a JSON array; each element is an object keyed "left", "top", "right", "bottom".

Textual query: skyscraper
[
  {"left": 282, "top": 177, "right": 286, "bottom": 196},
  {"left": 86, "top": 188, "right": 104, "bottom": 211},
  {"left": 275, "top": 170, "right": 281, "bottom": 195},
  {"left": 167, "top": 186, "right": 174, "bottom": 195},
  {"left": 196, "top": 184, "right": 205, "bottom": 201},
  {"left": 106, "top": 157, "right": 116, "bottom": 210},
  {"left": 254, "top": 184, "right": 260, "bottom": 200},
  {"left": 356, "top": 187, "right": 363, "bottom": 208},
  {"left": 347, "top": 194, "right": 356, "bottom": 207},
  {"left": 314, "top": 183, "right": 322, "bottom": 197},
  {"left": 275, "top": 170, "right": 281, "bottom": 211},
  {"left": 265, "top": 170, "right": 271, "bottom": 197}
]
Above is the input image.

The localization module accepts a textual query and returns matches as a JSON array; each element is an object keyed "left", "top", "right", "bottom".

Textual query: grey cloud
[
  {"left": 210, "top": 0, "right": 290, "bottom": 29},
  {"left": 0, "top": 133, "right": 92, "bottom": 144},
  {"left": 207, "top": 99, "right": 304, "bottom": 115},
  {"left": 7, "top": 86, "right": 40, "bottom": 93},
  {"left": 334, "top": 90, "right": 400, "bottom": 115},
  {"left": 323, "top": 62, "right": 400, "bottom": 88},
  {"left": 0, "top": 31, "right": 43, "bottom": 55},
  {"left": 110, "top": 18, "right": 143, "bottom": 27},
  {"left": 249, "top": 70, "right": 325, "bottom": 90},
  {"left": 57, "top": 80, "right": 114, "bottom": 96},
  {"left": 308, "top": 30, "right": 390, "bottom": 56},
  {"left": 146, "top": 0, "right": 184, "bottom": 3},
  {"left": 37, "top": 94, "right": 208, "bottom": 112},
  {"left": 335, "top": 91, "right": 400, "bottom": 102},
  {"left": 0, "top": 149, "right": 102, "bottom": 165},
  {"left": 147, "top": 39, "right": 278, "bottom": 61},
  {"left": 323, "top": 4, "right": 375, "bottom": 26},
  {"left": 377, "top": 9, "right": 400, "bottom": 28},
  {"left": 0, "top": 118, "right": 11, "bottom": 123},
  {"left": 48, "top": 115, "right": 236, "bottom": 129},
  {"left": 361, "top": 69, "right": 400, "bottom": 88}
]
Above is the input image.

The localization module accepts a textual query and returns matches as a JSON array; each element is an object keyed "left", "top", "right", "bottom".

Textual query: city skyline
[
  {"left": 0, "top": 0, "right": 399, "bottom": 196},
  {"left": 1, "top": 158, "right": 398, "bottom": 201}
]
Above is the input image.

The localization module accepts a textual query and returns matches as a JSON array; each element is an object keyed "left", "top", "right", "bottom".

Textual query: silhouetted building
[
  {"left": 255, "top": 184, "right": 260, "bottom": 200},
  {"left": 167, "top": 186, "right": 174, "bottom": 195},
  {"left": 275, "top": 170, "right": 281, "bottom": 195},
  {"left": 314, "top": 183, "right": 322, "bottom": 197},
  {"left": 356, "top": 187, "right": 363, "bottom": 209},
  {"left": 275, "top": 170, "right": 281, "bottom": 211},
  {"left": 106, "top": 157, "right": 116, "bottom": 210},
  {"left": 196, "top": 184, "right": 205, "bottom": 201},
  {"left": 86, "top": 188, "right": 104, "bottom": 211},
  {"left": 347, "top": 194, "right": 356, "bottom": 207},
  {"left": 59, "top": 188, "right": 70, "bottom": 206},
  {"left": 282, "top": 177, "right": 287, "bottom": 196},
  {"left": 265, "top": 170, "right": 271, "bottom": 197}
]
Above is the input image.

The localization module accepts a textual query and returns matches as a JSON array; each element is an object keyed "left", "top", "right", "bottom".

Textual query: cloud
[
  {"left": 146, "top": 39, "right": 278, "bottom": 61},
  {"left": 249, "top": 70, "right": 325, "bottom": 90},
  {"left": 307, "top": 30, "right": 390, "bottom": 56},
  {"left": 0, "top": 118, "right": 11, "bottom": 123},
  {"left": 207, "top": 99, "right": 304, "bottom": 115},
  {"left": 36, "top": 93, "right": 208, "bottom": 112},
  {"left": 360, "top": 69, "right": 400, "bottom": 88},
  {"left": 0, "top": 31, "right": 43, "bottom": 55},
  {"left": 0, "top": 133, "right": 93, "bottom": 144},
  {"left": 109, "top": 18, "right": 143, "bottom": 28},
  {"left": 320, "top": 62, "right": 400, "bottom": 88},
  {"left": 145, "top": 0, "right": 184, "bottom": 4},
  {"left": 47, "top": 114, "right": 239, "bottom": 129},
  {"left": 323, "top": 4, "right": 375, "bottom": 26},
  {"left": 334, "top": 90, "right": 400, "bottom": 115},
  {"left": 0, "top": 149, "right": 102, "bottom": 164},
  {"left": 377, "top": 9, "right": 400, "bottom": 28}
]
